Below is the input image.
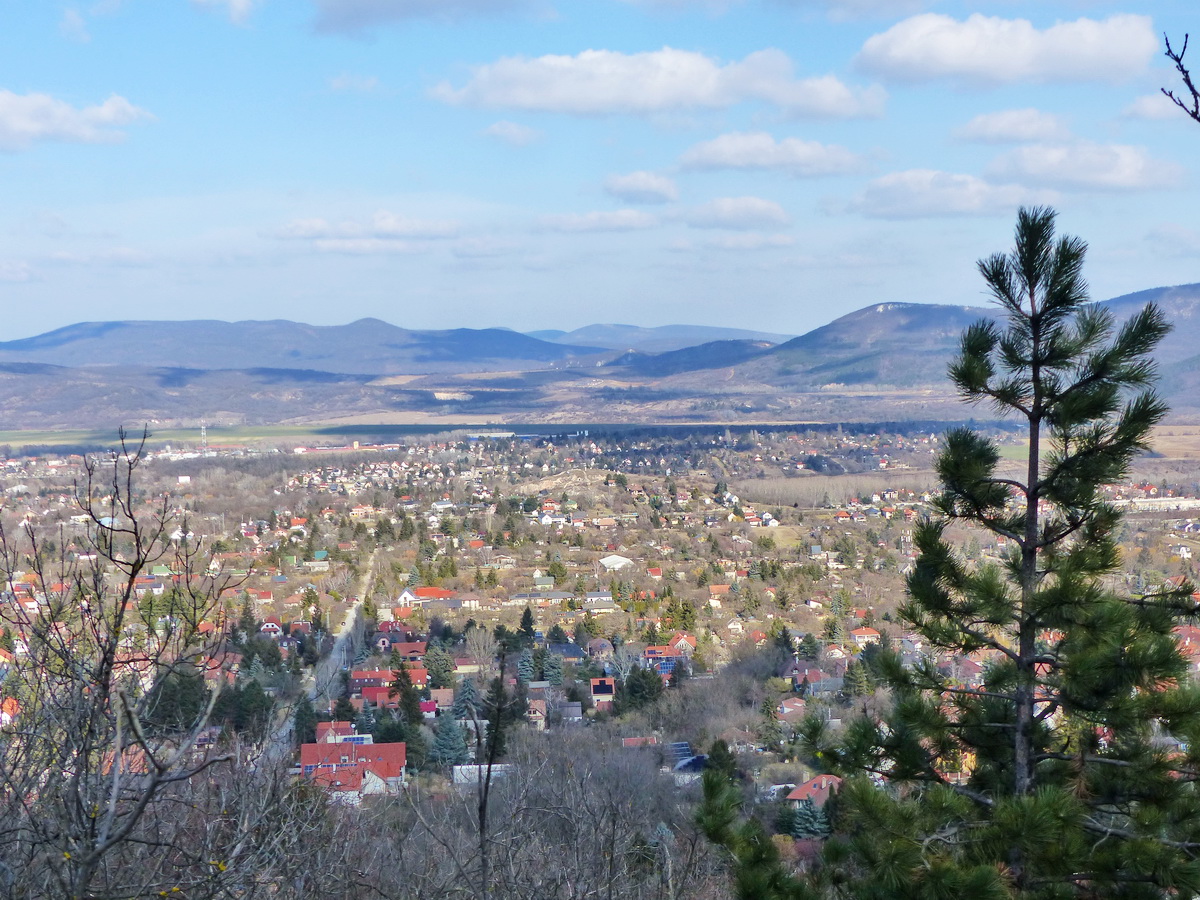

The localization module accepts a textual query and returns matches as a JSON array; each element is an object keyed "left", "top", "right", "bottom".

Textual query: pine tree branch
[{"left": 1081, "top": 816, "right": 1200, "bottom": 852}]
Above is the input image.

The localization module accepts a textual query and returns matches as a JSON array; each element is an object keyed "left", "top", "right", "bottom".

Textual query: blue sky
[{"left": 0, "top": 0, "right": 1197, "bottom": 340}]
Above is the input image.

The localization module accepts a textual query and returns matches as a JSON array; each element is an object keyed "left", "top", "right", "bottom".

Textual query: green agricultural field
[{"left": 0, "top": 424, "right": 337, "bottom": 452}]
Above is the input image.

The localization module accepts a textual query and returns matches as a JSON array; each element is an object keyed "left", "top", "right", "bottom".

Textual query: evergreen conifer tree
[
  {"left": 424, "top": 642, "right": 455, "bottom": 690},
  {"left": 803, "top": 207, "right": 1200, "bottom": 897},
  {"left": 389, "top": 664, "right": 424, "bottom": 727},
  {"left": 516, "top": 648, "right": 535, "bottom": 683},
  {"left": 429, "top": 715, "right": 470, "bottom": 766},
  {"left": 518, "top": 606, "right": 536, "bottom": 647},
  {"left": 543, "top": 653, "right": 564, "bottom": 686},
  {"left": 451, "top": 677, "right": 480, "bottom": 720}
]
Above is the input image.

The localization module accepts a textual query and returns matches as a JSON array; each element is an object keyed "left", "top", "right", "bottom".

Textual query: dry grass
[
  {"left": 732, "top": 471, "right": 939, "bottom": 508},
  {"left": 1150, "top": 426, "right": 1200, "bottom": 460}
]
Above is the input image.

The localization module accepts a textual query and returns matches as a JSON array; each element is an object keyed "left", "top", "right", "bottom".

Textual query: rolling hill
[
  {"left": 0, "top": 319, "right": 601, "bottom": 375},
  {"left": 2, "top": 283, "right": 1198, "bottom": 430}
]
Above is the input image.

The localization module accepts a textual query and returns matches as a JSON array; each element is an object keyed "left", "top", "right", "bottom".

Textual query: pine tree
[
  {"left": 518, "top": 606, "right": 536, "bottom": 647},
  {"left": 789, "top": 799, "right": 830, "bottom": 840},
  {"left": 293, "top": 695, "right": 317, "bottom": 746},
  {"left": 451, "top": 677, "right": 480, "bottom": 720},
  {"left": 516, "top": 648, "right": 535, "bottom": 684},
  {"left": 759, "top": 696, "right": 783, "bottom": 748},
  {"left": 429, "top": 715, "right": 470, "bottom": 766},
  {"left": 804, "top": 207, "right": 1200, "bottom": 897},
  {"left": 543, "top": 652, "right": 564, "bottom": 686},
  {"left": 389, "top": 664, "right": 424, "bottom": 727},
  {"left": 424, "top": 642, "right": 455, "bottom": 690},
  {"left": 483, "top": 676, "right": 509, "bottom": 759},
  {"left": 696, "top": 768, "right": 811, "bottom": 900}
]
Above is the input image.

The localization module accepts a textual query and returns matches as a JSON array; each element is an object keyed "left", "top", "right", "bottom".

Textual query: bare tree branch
[{"left": 1163, "top": 33, "right": 1200, "bottom": 123}]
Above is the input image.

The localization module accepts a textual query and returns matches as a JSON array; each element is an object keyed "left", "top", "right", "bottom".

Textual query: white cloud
[
  {"left": 452, "top": 237, "right": 522, "bottom": 258},
  {"left": 275, "top": 211, "right": 460, "bottom": 240},
  {"left": 680, "top": 131, "right": 865, "bottom": 176},
  {"left": 683, "top": 196, "right": 790, "bottom": 229},
  {"left": 0, "top": 92, "right": 151, "bottom": 151},
  {"left": 59, "top": 9, "right": 91, "bottom": 43},
  {"left": 848, "top": 169, "right": 1053, "bottom": 219},
  {"left": 483, "top": 121, "right": 541, "bottom": 146},
  {"left": 1123, "top": 93, "right": 1191, "bottom": 121},
  {"left": 330, "top": 73, "right": 379, "bottom": 93},
  {"left": 857, "top": 13, "right": 1156, "bottom": 85},
  {"left": 191, "top": 0, "right": 259, "bottom": 24},
  {"left": 603, "top": 171, "right": 679, "bottom": 204},
  {"left": 706, "top": 232, "right": 795, "bottom": 250},
  {"left": 538, "top": 210, "right": 659, "bottom": 232},
  {"left": 312, "top": 239, "right": 426, "bottom": 255},
  {"left": 778, "top": 0, "right": 930, "bottom": 20},
  {"left": 0, "top": 261, "right": 33, "bottom": 283},
  {"left": 618, "top": 0, "right": 744, "bottom": 10},
  {"left": 989, "top": 142, "right": 1182, "bottom": 191},
  {"left": 314, "top": 0, "right": 525, "bottom": 32},
  {"left": 433, "top": 47, "right": 885, "bottom": 118},
  {"left": 956, "top": 108, "right": 1069, "bottom": 143},
  {"left": 46, "top": 247, "right": 153, "bottom": 267},
  {"left": 1146, "top": 223, "right": 1200, "bottom": 258}
]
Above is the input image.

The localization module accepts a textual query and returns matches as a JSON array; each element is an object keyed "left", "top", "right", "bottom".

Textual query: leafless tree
[
  {"left": 465, "top": 624, "right": 499, "bottom": 679},
  {"left": 1163, "top": 33, "right": 1200, "bottom": 124},
  {"left": 379, "top": 729, "right": 727, "bottom": 900},
  {"left": 0, "top": 432, "right": 307, "bottom": 898}
]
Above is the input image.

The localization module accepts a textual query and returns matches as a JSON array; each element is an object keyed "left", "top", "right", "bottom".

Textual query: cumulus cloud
[
  {"left": 59, "top": 9, "right": 91, "bottom": 43},
  {"left": 680, "top": 131, "right": 865, "bottom": 176},
  {"left": 433, "top": 47, "right": 885, "bottom": 118},
  {"left": 330, "top": 73, "right": 379, "bottom": 92},
  {"left": 683, "top": 196, "right": 790, "bottom": 229},
  {"left": 537, "top": 210, "right": 658, "bottom": 232},
  {"left": 192, "top": 0, "right": 259, "bottom": 24},
  {"left": 275, "top": 211, "right": 460, "bottom": 241},
  {"left": 989, "top": 142, "right": 1182, "bottom": 191},
  {"left": 603, "top": 171, "right": 679, "bottom": 204},
  {"left": 315, "top": 0, "right": 525, "bottom": 32},
  {"left": 955, "top": 108, "right": 1070, "bottom": 143},
  {"left": 0, "top": 91, "right": 151, "bottom": 151},
  {"left": 483, "top": 121, "right": 541, "bottom": 146},
  {"left": 848, "top": 169, "right": 1053, "bottom": 219},
  {"left": 857, "top": 13, "right": 1156, "bottom": 85},
  {"left": 1123, "top": 93, "right": 1191, "bottom": 121}
]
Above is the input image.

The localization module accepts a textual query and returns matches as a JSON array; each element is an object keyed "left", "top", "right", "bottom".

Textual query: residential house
[{"left": 786, "top": 775, "right": 842, "bottom": 809}]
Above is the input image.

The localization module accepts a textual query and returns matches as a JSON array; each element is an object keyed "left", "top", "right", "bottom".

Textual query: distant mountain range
[
  {"left": 526, "top": 323, "right": 795, "bottom": 352},
  {"left": 1, "top": 284, "right": 1197, "bottom": 430},
  {"left": 0, "top": 319, "right": 601, "bottom": 375}
]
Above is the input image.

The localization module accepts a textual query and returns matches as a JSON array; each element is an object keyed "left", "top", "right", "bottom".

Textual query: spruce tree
[
  {"left": 389, "top": 664, "right": 424, "bottom": 727},
  {"left": 452, "top": 677, "right": 480, "bottom": 720},
  {"left": 516, "top": 648, "right": 535, "bottom": 684},
  {"left": 429, "top": 715, "right": 470, "bottom": 767},
  {"left": 543, "top": 652, "right": 564, "bottom": 686},
  {"left": 424, "top": 643, "right": 454, "bottom": 690},
  {"left": 518, "top": 606, "right": 536, "bottom": 647},
  {"left": 804, "top": 207, "right": 1200, "bottom": 897}
]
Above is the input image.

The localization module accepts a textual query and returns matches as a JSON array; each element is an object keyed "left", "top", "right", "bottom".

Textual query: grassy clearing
[{"left": 0, "top": 424, "right": 339, "bottom": 451}]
